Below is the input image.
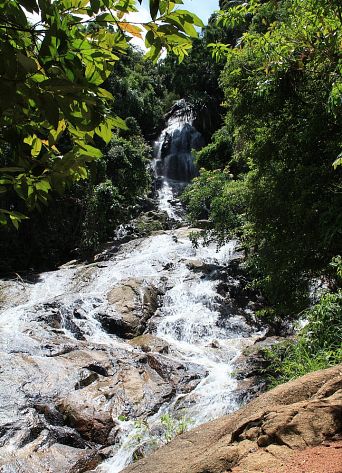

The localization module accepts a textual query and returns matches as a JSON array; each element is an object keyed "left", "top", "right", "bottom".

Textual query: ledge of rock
[
  {"left": 122, "top": 365, "right": 342, "bottom": 473},
  {"left": 129, "top": 334, "right": 169, "bottom": 354}
]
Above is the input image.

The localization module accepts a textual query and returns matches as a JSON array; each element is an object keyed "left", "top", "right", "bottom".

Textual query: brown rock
[
  {"left": 146, "top": 353, "right": 208, "bottom": 393},
  {"left": 129, "top": 334, "right": 169, "bottom": 354},
  {"left": 100, "top": 278, "right": 160, "bottom": 338},
  {"left": 185, "top": 259, "right": 205, "bottom": 271},
  {"left": 257, "top": 434, "right": 271, "bottom": 447},
  {"left": 121, "top": 365, "right": 342, "bottom": 473},
  {"left": 58, "top": 363, "right": 174, "bottom": 445}
]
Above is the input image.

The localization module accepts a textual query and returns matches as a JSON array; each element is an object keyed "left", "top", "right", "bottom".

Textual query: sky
[
  {"left": 123, "top": 0, "right": 220, "bottom": 49},
  {"left": 141, "top": 0, "right": 220, "bottom": 25}
]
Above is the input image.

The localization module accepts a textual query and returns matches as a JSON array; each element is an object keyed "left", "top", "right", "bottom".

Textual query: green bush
[
  {"left": 182, "top": 168, "right": 246, "bottom": 245},
  {"left": 264, "top": 289, "right": 342, "bottom": 387}
]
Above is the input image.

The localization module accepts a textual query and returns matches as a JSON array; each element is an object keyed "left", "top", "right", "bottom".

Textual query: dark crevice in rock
[
  {"left": 35, "top": 404, "right": 65, "bottom": 426},
  {"left": 85, "top": 364, "right": 109, "bottom": 377},
  {"left": 17, "top": 426, "right": 45, "bottom": 448},
  {"left": 75, "top": 372, "right": 99, "bottom": 390},
  {"left": 49, "top": 426, "right": 90, "bottom": 450}
]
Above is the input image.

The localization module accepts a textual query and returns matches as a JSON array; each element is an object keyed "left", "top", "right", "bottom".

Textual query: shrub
[{"left": 264, "top": 289, "right": 342, "bottom": 387}]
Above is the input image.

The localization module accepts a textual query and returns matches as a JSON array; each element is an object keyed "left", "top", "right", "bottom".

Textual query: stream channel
[{"left": 0, "top": 101, "right": 263, "bottom": 473}]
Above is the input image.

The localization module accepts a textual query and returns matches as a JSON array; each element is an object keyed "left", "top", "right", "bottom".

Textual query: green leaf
[
  {"left": 0, "top": 209, "right": 29, "bottom": 228},
  {"left": 150, "top": 0, "right": 159, "bottom": 21},
  {"left": 145, "top": 30, "right": 154, "bottom": 48},
  {"left": 95, "top": 122, "right": 112, "bottom": 143},
  {"left": 98, "top": 88, "right": 114, "bottom": 100},
  {"left": 90, "top": 0, "right": 100, "bottom": 13},
  {"left": 35, "top": 179, "right": 52, "bottom": 193},
  {"left": 76, "top": 143, "right": 103, "bottom": 159},
  {"left": 0, "top": 213, "right": 7, "bottom": 225},
  {"left": 109, "top": 116, "right": 128, "bottom": 130},
  {"left": 16, "top": 52, "right": 38, "bottom": 73},
  {"left": 333, "top": 153, "right": 342, "bottom": 169}
]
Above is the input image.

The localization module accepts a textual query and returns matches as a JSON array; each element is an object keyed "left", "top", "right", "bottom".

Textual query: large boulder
[
  {"left": 57, "top": 363, "right": 174, "bottom": 445},
  {"left": 0, "top": 444, "right": 102, "bottom": 473},
  {"left": 0, "top": 345, "right": 174, "bottom": 471},
  {"left": 146, "top": 353, "right": 208, "bottom": 394},
  {"left": 122, "top": 365, "right": 342, "bottom": 473},
  {"left": 97, "top": 278, "right": 160, "bottom": 338}
]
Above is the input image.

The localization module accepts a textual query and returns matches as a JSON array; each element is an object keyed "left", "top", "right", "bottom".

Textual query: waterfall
[
  {"left": 152, "top": 99, "right": 205, "bottom": 219},
  {"left": 0, "top": 100, "right": 264, "bottom": 473}
]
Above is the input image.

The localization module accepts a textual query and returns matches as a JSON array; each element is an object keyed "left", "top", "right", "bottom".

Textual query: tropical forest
[{"left": 0, "top": 0, "right": 341, "bottom": 472}]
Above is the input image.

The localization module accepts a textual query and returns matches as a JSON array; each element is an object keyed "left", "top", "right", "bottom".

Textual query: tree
[
  {"left": 0, "top": 0, "right": 203, "bottom": 226},
  {"left": 184, "top": 0, "right": 342, "bottom": 314}
]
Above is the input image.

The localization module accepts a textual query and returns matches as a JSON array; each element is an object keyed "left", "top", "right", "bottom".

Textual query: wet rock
[
  {"left": 233, "top": 336, "right": 288, "bottom": 402},
  {"left": 99, "top": 278, "right": 160, "bottom": 338},
  {"left": 74, "top": 368, "right": 100, "bottom": 390},
  {"left": 59, "top": 260, "right": 79, "bottom": 269},
  {"left": 129, "top": 334, "right": 169, "bottom": 354},
  {"left": 163, "top": 262, "right": 174, "bottom": 271},
  {"left": 0, "top": 334, "right": 182, "bottom": 468},
  {"left": 184, "top": 259, "right": 217, "bottom": 274},
  {"left": 109, "top": 364, "right": 174, "bottom": 418},
  {"left": 185, "top": 259, "right": 204, "bottom": 271},
  {"left": 128, "top": 210, "right": 172, "bottom": 239},
  {"left": 58, "top": 363, "right": 174, "bottom": 442},
  {"left": 0, "top": 348, "right": 116, "bottom": 463},
  {"left": 0, "top": 444, "right": 102, "bottom": 473},
  {"left": 215, "top": 257, "right": 266, "bottom": 330},
  {"left": 36, "top": 302, "right": 86, "bottom": 341},
  {"left": 94, "top": 246, "right": 119, "bottom": 262},
  {"left": 58, "top": 388, "right": 116, "bottom": 445},
  {"left": 146, "top": 353, "right": 208, "bottom": 393}
]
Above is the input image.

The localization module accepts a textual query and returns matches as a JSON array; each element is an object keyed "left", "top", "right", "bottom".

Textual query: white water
[
  {"left": 96, "top": 229, "right": 261, "bottom": 473},
  {"left": 97, "top": 103, "right": 262, "bottom": 472},
  {"left": 0, "top": 228, "right": 261, "bottom": 472},
  {"left": 152, "top": 99, "right": 204, "bottom": 220}
]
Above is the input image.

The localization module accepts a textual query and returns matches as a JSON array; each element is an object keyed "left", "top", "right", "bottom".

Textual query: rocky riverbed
[{"left": 0, "top": 226, "right": 271, "bottom": 473}]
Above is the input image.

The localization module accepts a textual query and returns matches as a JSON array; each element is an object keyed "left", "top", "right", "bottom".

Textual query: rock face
[
  {"left": 122, "top": 365, "right": 342, "bottom": 473},
  {"left": 98, "top": 278, "right": 161, "bottom": 338},
  {"left": 233, "top": 336, "right": 288, "bottom": 403},
  {"left": 0, "top": 228, "right": 305, "bottom": 473}
]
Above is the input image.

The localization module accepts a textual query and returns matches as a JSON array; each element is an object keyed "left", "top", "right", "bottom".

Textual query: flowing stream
[{"left": 0, "top": 100, "right": 262, "bottom": 473}]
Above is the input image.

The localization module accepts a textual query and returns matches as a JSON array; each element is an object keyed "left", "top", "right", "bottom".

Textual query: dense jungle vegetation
[
  {"left": 182, "top": 0, "right": 342, "bottom": 382},
  {"left": 0, "top": 0, "right": 341, "bottom": 383}
]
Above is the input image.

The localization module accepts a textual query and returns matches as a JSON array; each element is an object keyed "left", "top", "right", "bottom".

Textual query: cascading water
[
  {"left": 152, "top": 99, "right": 204, "bottom": 220},
  {"left": 0, "top": 100, "right": 263, "bottom": 473}
]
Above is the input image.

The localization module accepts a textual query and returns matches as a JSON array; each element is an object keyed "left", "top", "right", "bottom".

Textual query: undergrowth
[{"left": 264, "top": 289, "right": 342, "bottom": 387}]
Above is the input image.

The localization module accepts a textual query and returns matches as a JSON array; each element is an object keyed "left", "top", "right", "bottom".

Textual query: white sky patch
[
  {"left": 125, "top": 6, "right": 151, "bottom": 51},
  {"left": 25, "top": 9, "right": 41, "bottom": 24}
]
